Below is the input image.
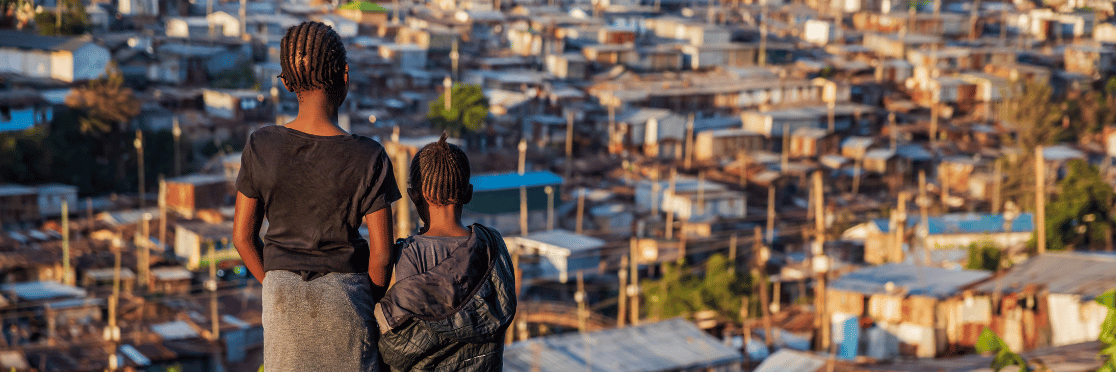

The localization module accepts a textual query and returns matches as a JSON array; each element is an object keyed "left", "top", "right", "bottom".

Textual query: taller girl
[{"left": 232, "top": 21, "right": 399, "bottom": 372}]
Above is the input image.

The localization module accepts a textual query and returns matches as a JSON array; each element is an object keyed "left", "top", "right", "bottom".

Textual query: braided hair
[
  {"left": 410, "top": 132, "right": 471, "bottom": 206},
  {"left": 279, "top": 21, "right": 348, "bottom": 106}
]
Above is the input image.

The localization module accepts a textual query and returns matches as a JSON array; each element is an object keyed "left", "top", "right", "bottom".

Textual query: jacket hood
[{"left": 376, "top": 224, "right": 517, "bottom": 342}]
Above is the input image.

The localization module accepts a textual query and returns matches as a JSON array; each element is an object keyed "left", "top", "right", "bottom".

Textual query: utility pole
[
  {"left": 545, "top": 186, "right": 555, "bottom": 231},
  {"left": 172, "top": 117, "right": 182, "bottom": 177},
  {"left": 209, "top": 240, "right": 221, "bottom": 341},
  {"left": 889, "top": 112, "right": 897, "bottom": 150},
  {"left": 519, "top": 139, "right": 529, "bottom": 237},
  {"left": 575, "top": 270, "right": 586, "bottom": 332},
  {"left": 728, "top": 234, "right": 738, "bottom": 275},
  {"left": 696, "top": 171, "right": 706, "bottom": 216},
  {"left": 207, "top": 0, "right": 214, "bottom": 38},
  {"left": 618, "top": 255, "right": 628, "bottom": 328},
  {"left": 450, "top": 39, "right": 460, "bottom": 79},
  {"left": 62, "top": 201, "right": 72, "bottom": 285},
  {"left": 507, "top": 250, "right": 521, "bottom": 344},
  {"left": 754, "top": 226, "right": 773, "bottom": 349},
  {"left": 575, "top": 188, "right": 586, "bottom": 234},
  {"left": 758, "top": 0, "right": 768, "bottom": 66},
  {"left": 738, "top": 151, "right": 748, "bottom": 189},
  {"left": 918, "top": 171, "right": 930, "bottom": 263},
  {"left": 443, "top": 76, "right": 453, "bottom": 112},
  {"left": 780, "top": 123, "right": 790, "bottom": 171},
  {"left": 105, "top": 237, "right": 123, "bottom": 369},
  {"left": 139, "top": 213, "right": 151, "bottom": 291},
  {"left": 852, "top": 156, "right": 862, "bottom": 195},
  {"left": 766, "top": 185, "right": 775, "bottom": 244},
  {"left": 159, "top": 176, "right": 167, "bottom": 251},
  {"left": 566, "top": 111, "right": 575, "bottom": 181},
  {"left": 992, "top": 159, "right": 1002, "bottom": 214},
  {"left": 135, "top": 130, "right": 146, "bottom": 210},
  {"left": 628, "top": 238, "right": 640, "bottom": 326},
  {"left": 812, "top": 171, "right": 830, "bottom": 353},
  {"left": 1035, "top": 147, "right": 1046, "bottom": 254},
  {"left": 894, "top": 192, "right": 909, "bottom": 263},
  {"left": 684, "top": 114, "right": 695, "bottom": 169}
]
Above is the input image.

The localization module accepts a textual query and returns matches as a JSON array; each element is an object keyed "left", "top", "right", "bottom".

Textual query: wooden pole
[
  {"left": 211, "top": 239, "right": 221, "bottom": 340},
  {"left": 545, "top": 186, "right": 555, "bottom": 231},
  {"left": 766, "top": 185, "right": 775, "bottom": 244},
  {"left": 758, "top": 0, "right": 768, "bottom": 66},
  {"left": 139, "top": 214, "right": 151, "bottom": 290},
  {"left": 629, "top": 238, "right": 640, "bottom": 325},
  {"left": 576, "top": 270, "right": 586, "bottom": 332},
  {"left": 172, "top": 117, "right": 182, "bottom": 177},
  {"left": 754, "top": 226, "right": 773, "bottom": 349},
  {"left": 62, "top": 201, "right": 71, "bottom": 286},
  {"left": 852, "top": 156, "right": 862, "bottom": 195},
  {"left": 738, "top": 151, "right": 748, "bottom": 189},
  {"left": 685, "top": 114, "right": 695, "bottom": 169},
  {"left": 135, "top": 130, "right": 146, "bottom": 210},
  {"left": 520, "top": 140, "right": 529, "bottom": 237},
  {"left": 575, "top": 188, "right": 586, "bottom": 234},
  {"left": 159, "top": 176, "right": 167, "bottom": 251},
  {"left": 697, "top": 171, "right": 706, "bottom": 216},
  {"left": 781, "top": 123, "right": 790, "bottom": 171},
  {"left": 618, "top": 255, "right": 628, "bottom": 328},
  {"left": 728, "top": 234, "right": 738, "bottom": 275},
  {"left": 992, "top": 159, "right": 1002, "bottom": 214},
  {"left": 827, "top": 101, "right": 835, "bottom": 133},
  {"left": 814, "top": 171, "right": 824, "bottom": 244},
  {"left": 507, "top": 250, "right": 522, "bottom": 344},
  {"left": 565, "top": 111, "right": 574, "bottom": 181},
  {"left": 1036, "top": 146, "right": 1046, "bottom": 254}
]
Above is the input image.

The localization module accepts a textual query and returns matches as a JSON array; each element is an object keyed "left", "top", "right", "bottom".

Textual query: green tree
[
  {"left": 32, "top": 0, "right": 87, "bottom": 35},
  {"left": 642, "top": 255, "right": 753, "bottom": 323},
  {"left": 1097, "top": 289, "right": 1116, "bottom": 372},
  {"left": 998, "top": 80, "right": 1066, "bottom": 212},
  {"left": 64, "top": 63, "right": 141, "bottom": 191},
  {"left": 976, "top": 328, "right": 1032, "bottom": 372},
  {"left": 965, "top": 240, "right": 1006, "bottom": 271},
  {"left": 1044, "top": 159, "right": 1116, "bottom": 251},
  {"left": 427, "top": 83, "right": 489, "bottom": 137}
]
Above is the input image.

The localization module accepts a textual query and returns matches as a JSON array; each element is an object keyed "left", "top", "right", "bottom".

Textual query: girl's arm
[
  {"left": 233, "top": 192, "right": 267, "bottom": 283},
  {"left": 365, "top": 207, "right": 395, "bottom": 301}
]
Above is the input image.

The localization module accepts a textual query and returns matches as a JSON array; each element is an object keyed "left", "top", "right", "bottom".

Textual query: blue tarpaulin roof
[
  {"left": 472, "top": 171, "right": 564, "bottom": 192},
  {"left": 829, "top": 263, "right": 991, "bottom": 299},
  {"left": 873, "top": 212, "right": 1034, "bottom": 235}
]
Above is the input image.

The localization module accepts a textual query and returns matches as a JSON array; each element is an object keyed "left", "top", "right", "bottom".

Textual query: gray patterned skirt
[{"left": 262, "top": 270, "right": 379, "bottom": 372}]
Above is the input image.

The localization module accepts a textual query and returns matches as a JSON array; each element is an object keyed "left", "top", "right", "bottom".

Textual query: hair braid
[
  {"left": 410, "top": 132, "right": 471, "bottom": 206},
  {"left": 279, "top": 21, "right": 347, "bottom": 105}
]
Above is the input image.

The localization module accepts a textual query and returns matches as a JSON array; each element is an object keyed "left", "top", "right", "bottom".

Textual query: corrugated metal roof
[
  {"left": 472, "top": 171, "right": 564, "bottom": 192},
  {"left": 753, "top": 349, "right": 826, "bottom": 372},
  {"left": 829, "top": 264, "right": 990, "bottom": 299},
  {"left": 503, "top": 318, "right": 742, "bottom": 372},
  {"left": 511, "top": 229, "right": 606, "bottom": 253},
  {"left": 0, "top": 281, "right": 87, "bottom": 302},
  {"left": 969, "top": 253, "right": 1116, "bottom": 299},
  {"left": 151, "top": 320, "right": 199, "bottom": 340}
]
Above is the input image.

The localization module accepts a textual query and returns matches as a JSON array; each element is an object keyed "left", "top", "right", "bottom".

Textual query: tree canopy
[
  {"left": 427, "top": 83, "right": 489, "bottom": 137},
  {"left": 641, "top": 254, "right": 753, "bottom": 323},
  {"left": 33, "top": 0, "right": 87, "bottom": 36},
  {"left": 1045, "top": 159, "right": 1116, "bottom": 251}
]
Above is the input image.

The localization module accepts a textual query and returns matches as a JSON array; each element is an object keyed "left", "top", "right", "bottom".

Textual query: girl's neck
[
  {"left": 422, "top": 204, "right": 469, "bottom": 237},
  {"left": 285, "top": 91, "right": 346, "bottom": 136}
]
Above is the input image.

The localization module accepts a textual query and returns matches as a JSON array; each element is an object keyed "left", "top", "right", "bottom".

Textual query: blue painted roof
[
  {"left": 472, "top": 171, "right": 564, "bottom": 192},
  {"left": 829, "top": 263, "right": 991, "bottom": 299},
  {"left": 872, "top": 212, "right": 1034, "bottom": 235}
]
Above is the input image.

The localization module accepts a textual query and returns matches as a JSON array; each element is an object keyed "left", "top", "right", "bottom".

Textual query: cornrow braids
[
  {"left": 279, "top": 21, "right": 348, "bottom": 105},
  {"left": 410, "top": 132, "right": 471, "bottom": 206}
]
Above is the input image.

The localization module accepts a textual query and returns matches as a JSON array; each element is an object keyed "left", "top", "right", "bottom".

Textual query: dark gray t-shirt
[
  {"left": 236, "top": 125, "right": 401, "bottom": 277},
  {"left": 394, "top": 230, "right": 472, "bottom": 281}
]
